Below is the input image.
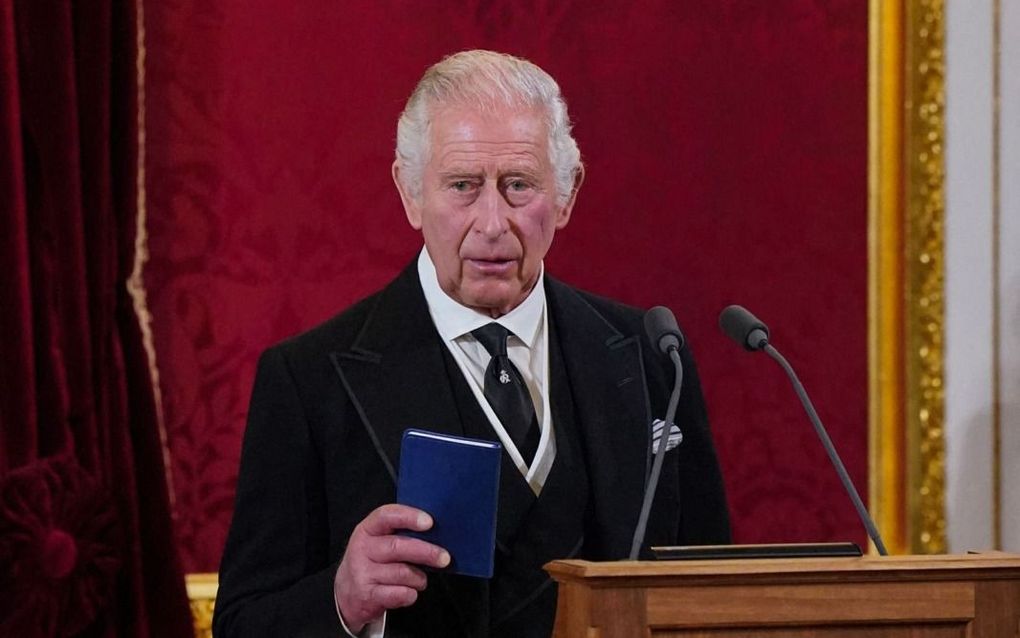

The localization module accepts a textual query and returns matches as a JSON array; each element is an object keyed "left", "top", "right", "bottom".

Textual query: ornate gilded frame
[
  {"left": 185, "top": 573, "right": 217, "bottom": 638},
  {"left": 869, "top": 0, "right": 946, "bottom": 555}
]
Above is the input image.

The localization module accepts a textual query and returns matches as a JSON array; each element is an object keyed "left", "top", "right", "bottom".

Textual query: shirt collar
[{"left": 417, "top": 248, "right": 545, "bottom": 348}]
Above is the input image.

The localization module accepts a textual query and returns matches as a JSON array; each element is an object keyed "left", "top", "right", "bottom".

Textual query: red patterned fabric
[
  {"left": 145, "top": 0, "right": 869, "bottom": 572},
  {"left": 0, "top": 0, "right": 192, "bottom": 634}
]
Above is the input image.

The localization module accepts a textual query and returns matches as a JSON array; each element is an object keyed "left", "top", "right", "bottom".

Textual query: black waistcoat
[{"left": 403, "top": 321, "right": 592, "bottom": 638}]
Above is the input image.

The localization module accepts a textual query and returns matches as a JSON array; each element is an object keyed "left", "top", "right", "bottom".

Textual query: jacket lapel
[
  {"left": 545, "top": 278, "right": 652, "bottom": 559},
  {"left": 331, "top": 261, "right": 485, "bottom": 636},
  {"left": 331, "top": 262, "right": 465, "bottom": 484}
]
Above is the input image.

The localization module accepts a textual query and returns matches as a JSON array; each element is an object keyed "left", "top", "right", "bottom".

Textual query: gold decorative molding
[
  {"left": 869, "top": 0, "right": 947, "bottom": 555},
  {"left": 869, "top": 0, "right": 907, "bottom": 556},
  {"left": 905, "top": 0, "right": 946, "bottom": 555},
  {"left": 186, "top": 573, "right": 218, "bottom": 638}
]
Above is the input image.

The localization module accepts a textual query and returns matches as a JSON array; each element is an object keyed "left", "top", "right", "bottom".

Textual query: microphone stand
[
  {"left": 763, "top": 343, "right": 889, "bottom": 556},
  {"left": 629, "top": 347, "right": 683, "bottom": 560}
]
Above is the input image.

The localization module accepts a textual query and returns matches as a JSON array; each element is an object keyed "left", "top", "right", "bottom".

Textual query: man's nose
[{"left": 473, "top": 182, "right": 510, "bottom": 237}]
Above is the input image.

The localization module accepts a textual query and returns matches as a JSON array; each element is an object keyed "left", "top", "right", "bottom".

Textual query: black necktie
[{"left": 471, "top": 323, "right": 540, "bottom": 466}]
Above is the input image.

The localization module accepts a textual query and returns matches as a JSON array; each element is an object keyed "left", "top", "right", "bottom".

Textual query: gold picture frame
[{"left": 869, "top": 0, "right": 946, "bottom": 555}]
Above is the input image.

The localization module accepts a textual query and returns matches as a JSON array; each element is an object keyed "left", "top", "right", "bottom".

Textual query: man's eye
[
  {"left": 451, "top": 181, "right": 471, "bottom": 192},
  {"left": 507, "top": 179, "right": 529, "bottom": 191}
]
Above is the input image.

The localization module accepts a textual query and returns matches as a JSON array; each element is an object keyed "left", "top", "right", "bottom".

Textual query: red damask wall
[{"left": 145, "top": 1, "right": 869, "bottom": 573}]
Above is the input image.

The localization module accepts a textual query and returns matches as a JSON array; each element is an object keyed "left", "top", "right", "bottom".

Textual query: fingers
[
  {"left": 373, "top": 562, "right": 428, "bottom": 591},
  {"left": 357, "top": 504, "right": 450, "bottom": 569},
  {"left": 360, "top": 503, "right": 433, "bottom": 537},
  {"left": 371, "top": 585, "right": 420, "bottom": 610},
  {"left": 334, "top": 505, "right": 451, "bottom": 631},
  {"left": 368, "top": 534, "right": 450, "bottom": 569}
]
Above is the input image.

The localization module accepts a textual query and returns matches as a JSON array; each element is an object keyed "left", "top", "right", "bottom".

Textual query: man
[{"left": 213, "top": 50, "right": 729, "bottom": 638}]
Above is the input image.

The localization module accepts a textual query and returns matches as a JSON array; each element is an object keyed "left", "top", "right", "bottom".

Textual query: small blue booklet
[{"left": 396, "top": 429, "right": 502, "bottom": 578}]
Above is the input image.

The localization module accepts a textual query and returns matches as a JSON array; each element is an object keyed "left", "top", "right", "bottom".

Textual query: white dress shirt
[{"left": 417, "top": 249, "right": 556, "bottom": 493}]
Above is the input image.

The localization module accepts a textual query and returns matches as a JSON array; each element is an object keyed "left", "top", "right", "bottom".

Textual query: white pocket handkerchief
[{"left": 651, "top": 419, "right": 683, "bottom": 454}]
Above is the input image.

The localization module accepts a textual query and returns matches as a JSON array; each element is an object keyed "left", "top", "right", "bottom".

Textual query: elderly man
[{"left": 213, "top": 50, "right": 729, "bottom": 638}]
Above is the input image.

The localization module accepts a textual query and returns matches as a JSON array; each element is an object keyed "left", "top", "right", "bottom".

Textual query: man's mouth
[{"left": 465, "top": 257, "right": 516, "bottom": 274}]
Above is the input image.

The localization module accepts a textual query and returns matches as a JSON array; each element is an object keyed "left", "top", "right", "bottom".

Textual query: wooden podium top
[{"left": 547, "top": 551, "right": 1020, "bottom": 584}]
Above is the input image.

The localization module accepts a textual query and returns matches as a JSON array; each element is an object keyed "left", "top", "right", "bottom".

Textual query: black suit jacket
[{"left": 213, "top": 261, "right": 730, "bottom": 637}]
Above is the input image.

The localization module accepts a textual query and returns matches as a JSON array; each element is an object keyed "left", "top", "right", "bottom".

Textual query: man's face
[{"left": 394, "top": 103, "right": 581, "bottom": 317}]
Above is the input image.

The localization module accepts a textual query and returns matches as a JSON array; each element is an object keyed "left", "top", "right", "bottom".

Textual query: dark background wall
[{"left": 143, "top": 0, "right": 868, "bottom": 573}]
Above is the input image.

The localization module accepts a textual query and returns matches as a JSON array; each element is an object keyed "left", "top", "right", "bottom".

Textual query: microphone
[
  {"left": 718, "top": 305, "right": 889, "bottom": 556},
  {"left": 629, "top": 307, "right": 685, "bottom": 560},
  {"left": 645, "top": 305, "right": 685, "bottom": 354},
  {"left": 719, "top": 304, "right": 769, "bottom": 351}
]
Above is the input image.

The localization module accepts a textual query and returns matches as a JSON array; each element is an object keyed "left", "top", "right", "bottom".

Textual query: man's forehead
[
  {"left": 431, "top": 105, "right": 546, "bottom": 152},
  {"left": 431, "top": 101, "right": 545, "bottom": 134},
  {"left": 434, "top": 145, "right": 547, "bottom": 174}
]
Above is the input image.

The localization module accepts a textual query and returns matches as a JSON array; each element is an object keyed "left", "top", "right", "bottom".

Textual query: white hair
[{"left": 395, "top": 50, "right": 582, "bottom": 206}]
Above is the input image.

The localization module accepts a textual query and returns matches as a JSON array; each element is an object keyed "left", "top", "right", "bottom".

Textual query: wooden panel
[
  {"left": 552, "top": 581, "right": 596, "bottom": 638},
  {"left": 645, "top": 582, "right": 974, "bottom": 627},
  {"left": 589, "top": 588, "right": 648, "bottom": 638},
  {"left": 971, "top": 580, "right": 1020, "bottom": 637}
]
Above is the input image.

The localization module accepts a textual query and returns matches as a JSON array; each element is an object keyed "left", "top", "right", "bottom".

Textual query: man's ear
[
  {"left": 392, "top": 161, "right": 422, "bottom": 230},
  {"left": 555, "top": 164, "right": 585, "bottom": 229}
]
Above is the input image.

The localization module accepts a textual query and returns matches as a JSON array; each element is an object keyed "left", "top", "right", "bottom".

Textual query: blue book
[{"left": 396, "top": 429, "right": 501, "bottom": 579}]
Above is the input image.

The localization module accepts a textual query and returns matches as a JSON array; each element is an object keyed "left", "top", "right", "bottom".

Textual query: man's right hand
[{"left": 334, "top": 504, "right": 451, "bottom": 634}]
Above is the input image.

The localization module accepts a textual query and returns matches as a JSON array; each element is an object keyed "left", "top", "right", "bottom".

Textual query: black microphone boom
[
  {"left": 718, "top": 305, "right": 889, "bottom": 556},
  {"left": 629, "top": 307, "right": 685, "bottom": 560}
]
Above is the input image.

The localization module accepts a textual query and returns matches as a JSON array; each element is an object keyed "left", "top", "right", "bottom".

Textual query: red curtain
[{"left": 0, "top": 0, "right": 191, "bottom": 635}]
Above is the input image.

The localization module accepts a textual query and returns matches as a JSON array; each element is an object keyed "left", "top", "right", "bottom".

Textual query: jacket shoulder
[
  {"left": 272, "top": 290, "right": 380, "bottom": 360},
  {"left": 546, "top": 278, "right": 647, "bottom": 335},
  {"left": 267, "top": 260, "right": 421, "bottom": 366}
]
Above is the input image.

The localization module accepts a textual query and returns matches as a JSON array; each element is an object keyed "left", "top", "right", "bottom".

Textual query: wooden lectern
[{"left": 545, "top": 553, "right": 1020, "bottom": 637}]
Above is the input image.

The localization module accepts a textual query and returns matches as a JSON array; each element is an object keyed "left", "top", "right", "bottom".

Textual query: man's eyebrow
[
  {"left": 500, "top": 168, "right": 542, "bottom": 177},
  {"left": 439, "top": 165, "right": 541, "bottom": 176},
  {"left": 437, "top": 170, "right": 482, "bottom": 179}
]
